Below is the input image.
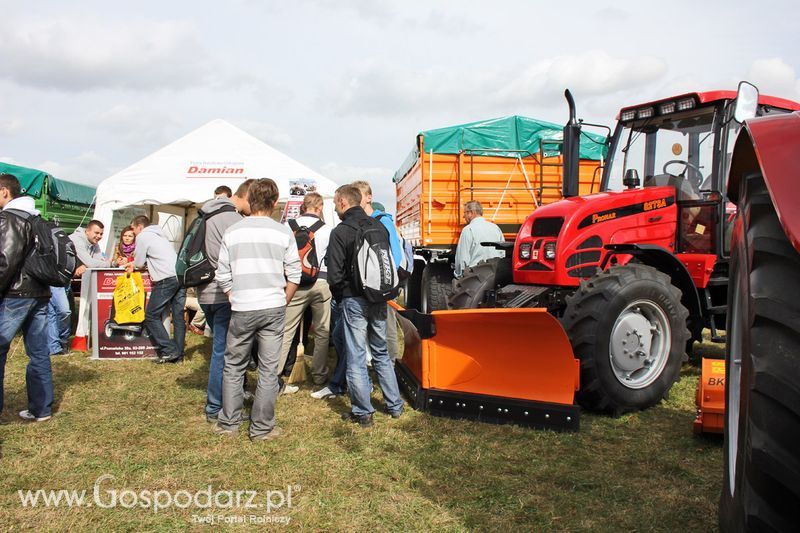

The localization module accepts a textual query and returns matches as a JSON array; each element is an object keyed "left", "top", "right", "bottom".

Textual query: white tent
[{"left": 93, "top": 119, "right": 339, "bottom": 254}]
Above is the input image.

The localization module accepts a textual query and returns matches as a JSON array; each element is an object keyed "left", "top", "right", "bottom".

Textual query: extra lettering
[{"left": 643, "top": 198, "right": 667, "bottom": 211}]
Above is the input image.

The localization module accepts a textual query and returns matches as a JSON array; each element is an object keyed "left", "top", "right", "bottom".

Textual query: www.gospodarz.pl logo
[{"left": 18, "top": 474, "right": 298, "bottom": 515}]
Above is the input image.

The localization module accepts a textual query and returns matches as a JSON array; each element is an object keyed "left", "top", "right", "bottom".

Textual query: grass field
[{"left": 0, "top": 333, "right": 724, "bottom": 531}]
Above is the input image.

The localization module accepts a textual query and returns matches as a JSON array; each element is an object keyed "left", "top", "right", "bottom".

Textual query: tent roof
[
  {"left": 394, "top": 115, "right": 608, "bottom": 182},
  {"left": 0, "top": 162, "right": 96, "bottom": 205},
  {"left": 94, "top": 119, "right": 337, "bottom": 213}
]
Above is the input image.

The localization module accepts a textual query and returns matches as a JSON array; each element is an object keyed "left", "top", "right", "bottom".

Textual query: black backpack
[
  {"left": 7, "top": 209, "right": 78, "bottom": 287},
  {"left": 176, "top": 204, "right": 237, "bottom": 288},
  {"left": 345, "top": 217, "right": 399, "bottom": 303},
  {"left": 288, "top": 218, "right": 325, "bottom": 287}
]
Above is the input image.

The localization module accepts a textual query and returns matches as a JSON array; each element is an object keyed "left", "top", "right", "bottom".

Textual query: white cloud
[
  {"left": 0, "top": 118, "right": 22, "bottom": 134},
  {"left": 329, "top": 51, "right": 667, "bottom": 117},
  {"left": 232, "top": 119, "right": 294, "bottom": 148},
  {"left": 89, "top": 105, "right": 181, "bottom": 147},
  {"left": 0, "top": 15, "right": 219, "bottom": 92},
  {"left": 319, "top": 161, "right": 396, "bottom": 211},
  {"left": 36, "top": 151, "right": 116, "bottom": 185},
  {"left": 748, "top": 58, "right": 800, "bottom": 99}
]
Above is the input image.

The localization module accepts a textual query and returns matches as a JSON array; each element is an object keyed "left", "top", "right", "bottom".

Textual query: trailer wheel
[
  {"left": 447, "top": 258, "right": 512, "bottom": 309},
  {"left": 720, "top": 175, "right": 800, "bottom": 532},
  {"left": 421, "top": 262, "right": 454, "bottom": 313},
  {"left": 561, "top": 264, "right": 690, "bottom": 413}
]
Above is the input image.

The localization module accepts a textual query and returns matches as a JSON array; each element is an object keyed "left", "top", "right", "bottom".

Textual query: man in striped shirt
[{"left": 213, "top": 179, "right": 301, "bottom": 441}]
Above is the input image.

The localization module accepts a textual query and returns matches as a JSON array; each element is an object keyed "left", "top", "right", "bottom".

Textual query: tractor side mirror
[
  {"left": 734, "top": 81, "right": 759, "bottom": 123},
  {"left": 623, "top": 169, "right": 640, "bottom": 189}
]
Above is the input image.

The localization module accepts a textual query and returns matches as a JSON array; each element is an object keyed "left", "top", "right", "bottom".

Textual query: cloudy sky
[{"left": 1, "top": 0, "right": 798, "bottom": 208}]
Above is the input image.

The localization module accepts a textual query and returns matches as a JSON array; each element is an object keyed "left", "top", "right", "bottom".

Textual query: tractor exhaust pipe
[{"left": 562, "top": 89, "right": 581, "bottom": 198}]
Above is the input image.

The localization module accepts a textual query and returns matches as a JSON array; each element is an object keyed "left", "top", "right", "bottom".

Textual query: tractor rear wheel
[
  {"left": 561, "top": 264, "right": 690, "bottom": 414},
  {"left": 420, "top": 262, "right": 454, "bottom": 313},
  {"left": 447, "top": 258, "right": 512, "bottom": 309},
  {"left": 720, "top": 175, "right": 800, "bottom": 532}
]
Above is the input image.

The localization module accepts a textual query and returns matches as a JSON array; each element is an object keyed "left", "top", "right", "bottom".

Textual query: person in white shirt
[
  {"left": 279, "top": 192, "right": 333, "bottom": 389},
  {"left": 454, "top": 201, "right": 505, "bottom": 278},
  {"left": 213, "top": 178, "right": 301, "bottom": 442}
]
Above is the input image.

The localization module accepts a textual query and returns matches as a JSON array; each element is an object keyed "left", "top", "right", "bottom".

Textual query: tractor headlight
[
  {"left": 677, "top": 98, "right": 695, "bottom": 111},
  {"left": 659, "top": 101, "right": 676, "bottom": 115},
  {"left": 519, "top": 243, "right": 532, "bottom": 260},
  {"left": 636, "top": 107, "right": 654, "bottom": 119},
  {"left": 620, "top": 109, "right": 636, "bottom": 122},
  {"left": 544, "top": 242, "right": 557, "bottom": 260}
]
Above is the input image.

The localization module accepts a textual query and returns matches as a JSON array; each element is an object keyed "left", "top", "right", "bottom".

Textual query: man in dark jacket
[
  {"left": 0, "top": 173, "right": 55, "bottom": 422},
  {"left": 326, "top": 185, "right": 404, "bottom": 428}
]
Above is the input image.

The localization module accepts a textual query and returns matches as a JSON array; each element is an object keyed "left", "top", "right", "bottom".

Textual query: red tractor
[{"left": 393, "top": 84, "right": 800, "bottom": 429}]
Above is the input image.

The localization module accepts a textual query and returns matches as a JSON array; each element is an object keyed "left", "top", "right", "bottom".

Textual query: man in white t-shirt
[{"left": 280, "top": 192, "right": 332, "bottom": 388}]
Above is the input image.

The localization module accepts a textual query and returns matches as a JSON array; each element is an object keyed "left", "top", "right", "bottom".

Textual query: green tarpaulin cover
[
  {"left": 0, "top": 162, "right": 96, "bottom": 205},
  {"left": 394, "top": 115, "right": 608, "bottom": 182}
]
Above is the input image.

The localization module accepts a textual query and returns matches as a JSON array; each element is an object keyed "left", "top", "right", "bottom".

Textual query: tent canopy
[
  {"left": 93, "top": 119, "right": 339, "bottom": 252},
  {"left": 394, "top": 115, "right": 608, "bottom": 182},
  {"left": 0, "top": 162, "right": 96, "bottom": 205}
]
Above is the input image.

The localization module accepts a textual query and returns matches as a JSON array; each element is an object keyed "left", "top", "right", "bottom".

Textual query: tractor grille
[
  {"left": 577, "top": 236, "right": 602, "bottom": 250},
  {"left": 531, "top": 217, "right": 564, "bottom": 237}
]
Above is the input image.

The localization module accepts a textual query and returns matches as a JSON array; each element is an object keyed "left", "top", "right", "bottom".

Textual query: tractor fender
[
  {"left": 728, "top": 111, "right": 800, "bottom": 253},
  {"left": 602, "top": 243, "right": 703, "bottom": 324}
]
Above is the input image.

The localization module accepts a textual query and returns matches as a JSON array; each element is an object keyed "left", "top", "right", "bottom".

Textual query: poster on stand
[
  {"left": 281, "top": 178, "right": 317, "bottom": 222},
  {"left": 91, "top": 269, "right": 158, "bottom": 359}
]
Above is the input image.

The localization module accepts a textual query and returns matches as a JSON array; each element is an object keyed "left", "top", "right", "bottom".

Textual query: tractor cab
[{"left": 601, "top": 85, "right": 796, "bottom": 258}]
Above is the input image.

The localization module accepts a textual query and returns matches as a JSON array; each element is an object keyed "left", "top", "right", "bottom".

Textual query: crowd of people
[{"left": 0, "top": 172, "right": 425, "bottom": 440}]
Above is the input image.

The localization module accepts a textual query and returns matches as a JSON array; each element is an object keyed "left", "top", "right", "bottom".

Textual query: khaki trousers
[{"left": 279, "top": 279, "right": 331, "bottom": 385}]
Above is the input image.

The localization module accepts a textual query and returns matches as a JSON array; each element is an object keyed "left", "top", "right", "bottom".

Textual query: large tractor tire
[
  {"left": 420, "top": 262, "right": 454, "bottom": 313},
  {"left": 561, "top": 264, "right": 690, "bottom": 414},
  {"left": 447, "top": 258, "right": 512, "bottom": 309},
  {"left": 720, "top": 175, "right": 800, "bottom": 532}
]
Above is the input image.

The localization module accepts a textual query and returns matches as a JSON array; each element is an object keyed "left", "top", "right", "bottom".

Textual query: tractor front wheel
[
  {"left": 447, "top": 258, "right": 512, "bottom": 309},
  {"left": 561, "top": 264, "right": 690, "bottom": 414}
]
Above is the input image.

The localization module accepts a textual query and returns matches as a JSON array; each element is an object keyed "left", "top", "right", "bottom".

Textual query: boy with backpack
[
  {"left": 0, "top": 173, "right": 57, "bottom": 422},
  {"left": 326, "top": 185, "right": 404, "bottom": 428},
  {"left": 280, "top": 192, "right": 332, "bottom": 390}
]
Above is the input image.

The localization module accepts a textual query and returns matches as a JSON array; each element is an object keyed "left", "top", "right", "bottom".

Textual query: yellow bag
[{"left": 113, "top": 272, "right": 146, "bottom": 324}]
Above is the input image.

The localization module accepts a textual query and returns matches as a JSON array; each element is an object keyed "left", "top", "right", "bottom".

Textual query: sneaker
[
  {"left": 243, "top": 391, "right": 255, "bottom": 402},
  {"left": 212, "top": 423, "right": 236, "bottom": 437},
  {"left": 188, "top": 324, "right": 205, "bottom": 336},
  {"left": 155, "top": 353, "right": 181, "bottom": 364},
  {"left": 19, "top": 410, "right": 51, "bottom": 422},
  {"left": 50, "top": 350, "right": 70, "bottom": 357},
  {"left": 250, "top": 426, "right": 284, "bottom": 442},
  {"left": 280, "top": 384, "right": 299, "bottom": 395},
  {"left": 206, "top": 412, "right": 219, "bottom": 424},
  {"left": 341, "top": 411, "right": 374, "bottom": 428},
  {"left": 385, "top": 409, "right": 403, "bottom": 419},
  {"left": 310, "top": 386, "right": 335, "bottom": 399}
]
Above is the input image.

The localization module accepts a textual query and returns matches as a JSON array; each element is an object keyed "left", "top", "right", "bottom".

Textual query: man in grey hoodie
[
  {"left": 196, "top": 193, "right": 243, "bottom": 422},
  {"left": 126, "top": 215, "right": 185, "bottom": 363},
  {"left": 45, "top": 220, "right": 112, "bottom": 357}
]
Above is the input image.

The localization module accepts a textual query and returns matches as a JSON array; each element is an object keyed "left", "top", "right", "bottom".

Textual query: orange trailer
[{"left": 393, "top": 115, "right": 607, "bottom": 311}]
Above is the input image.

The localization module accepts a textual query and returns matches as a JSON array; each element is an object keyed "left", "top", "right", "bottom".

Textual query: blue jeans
[
  {"left": 144, "top": 277, "right": 186, "bottom": 358},
  {"left": 200, "top": 302, "right": 232, "bottom": 416},
  {"left": 0, "top": 297, "right": 52, "bottom": 417},
  {"left": 47, "top": 286, "right": 71, "bottom": 354},
  {"left": 341, "top": 297, "right": 403, "bottom": 416}
]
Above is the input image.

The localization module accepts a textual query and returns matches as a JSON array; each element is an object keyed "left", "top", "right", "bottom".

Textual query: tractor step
[{"left": 711, "top": 335, "right": 727, "bottom": 343}]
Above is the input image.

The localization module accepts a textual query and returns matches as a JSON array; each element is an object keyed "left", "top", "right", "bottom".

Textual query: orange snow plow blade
[
  {"left": 693, "top": 358, "right": 725, "bottom": 434},
  {"left": 392, "top": 302, "right": 580, "bottom": 431}
]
